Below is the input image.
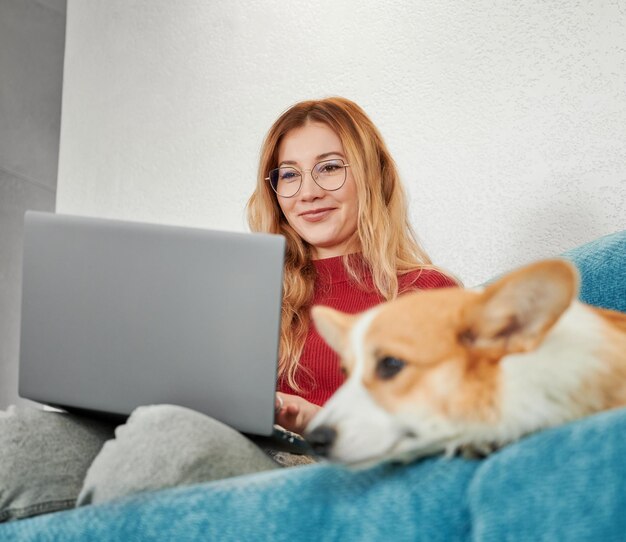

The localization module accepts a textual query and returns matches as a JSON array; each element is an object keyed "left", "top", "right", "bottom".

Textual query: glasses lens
[
  {"left": 313, "top": 159, "right": 346, "bottom": 191},
  {"left": 269, "top": 167, "right": 301, "bottom": 197}
]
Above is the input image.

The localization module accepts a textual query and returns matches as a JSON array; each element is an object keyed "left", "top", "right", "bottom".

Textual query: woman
[
  {"left": 249, "top": 96, "right": 457, "bottom": 435},
  {"left": 0, "top": 97, "right": 457, "bottom": 521}
]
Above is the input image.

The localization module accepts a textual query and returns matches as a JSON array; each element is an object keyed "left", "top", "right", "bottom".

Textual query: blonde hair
[{"left": 247, "top": 97, "right": 456, "bottom": 390}]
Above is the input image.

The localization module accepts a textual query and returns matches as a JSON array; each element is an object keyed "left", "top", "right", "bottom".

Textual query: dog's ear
[
  {"left": 461, "top": 259, "right": 579, "bottom": 354},
  {"left": 311, "top": 305, "right": 354, "bottom": 355}
]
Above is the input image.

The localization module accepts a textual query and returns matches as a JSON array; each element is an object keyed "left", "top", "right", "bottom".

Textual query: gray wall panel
[{"left": 0, "top": 0, "right": 66, "bottom": 407}]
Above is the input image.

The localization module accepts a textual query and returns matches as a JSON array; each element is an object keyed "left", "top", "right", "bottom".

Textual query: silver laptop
[{"left": 19, "top": 211, "right": 288, "bottom": 439}]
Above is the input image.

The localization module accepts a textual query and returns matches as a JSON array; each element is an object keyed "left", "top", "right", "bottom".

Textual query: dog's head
[{"left": 304, "top": 259, "right": 579, "bottom": 466}]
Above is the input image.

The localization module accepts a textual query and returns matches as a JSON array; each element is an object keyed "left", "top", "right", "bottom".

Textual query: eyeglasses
[{"left": 266, "top": 158, "right": 350, "bottom": 198}]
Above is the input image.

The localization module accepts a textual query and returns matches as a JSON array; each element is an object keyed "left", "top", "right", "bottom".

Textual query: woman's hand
[{"left": 274, "top": 392, "right": 321, "bottom": 435}]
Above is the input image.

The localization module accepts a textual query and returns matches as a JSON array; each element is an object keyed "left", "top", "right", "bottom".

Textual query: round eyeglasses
[{"left": 266, "top": 158, "right": 350, "bottom": 198}]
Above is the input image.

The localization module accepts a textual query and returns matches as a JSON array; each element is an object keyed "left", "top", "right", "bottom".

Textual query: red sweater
[{"left": 277, "top": 255, "right": 457, "bottom": 406}]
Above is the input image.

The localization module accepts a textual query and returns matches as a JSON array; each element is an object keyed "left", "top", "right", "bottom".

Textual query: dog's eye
[{"left": 376, "top": 357, "right": 406, "bottom": 380}]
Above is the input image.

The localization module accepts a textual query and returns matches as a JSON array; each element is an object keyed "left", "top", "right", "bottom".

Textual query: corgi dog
[{"left": 304, "top": 259, "right": 626, "bottom": 466}]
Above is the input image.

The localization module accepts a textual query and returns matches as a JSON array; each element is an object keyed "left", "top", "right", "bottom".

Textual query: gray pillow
[{"left": 0, "top": 406, "right": 116, "bottom": 522}]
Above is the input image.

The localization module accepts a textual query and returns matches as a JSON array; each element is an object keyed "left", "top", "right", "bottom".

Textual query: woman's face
[{"left": 275, "top": 122, "right": 359, "bottom": 260}]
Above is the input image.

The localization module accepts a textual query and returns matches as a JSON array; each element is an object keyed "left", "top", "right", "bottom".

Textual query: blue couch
[{"left": 2, "top": 230, "right": 625, "bottom": 542}]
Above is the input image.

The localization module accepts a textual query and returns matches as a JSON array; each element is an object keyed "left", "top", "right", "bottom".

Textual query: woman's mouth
[{"left": 299, "top": 208, "right": 335, "bottom": 222}]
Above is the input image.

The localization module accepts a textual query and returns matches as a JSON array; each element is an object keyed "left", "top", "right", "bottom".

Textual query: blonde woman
[
  {"left": 248, "top": 97, "right": 457, "bottom": 435},
  {"left": 0, "top": 97, "right": 457, "bottom": 520}
]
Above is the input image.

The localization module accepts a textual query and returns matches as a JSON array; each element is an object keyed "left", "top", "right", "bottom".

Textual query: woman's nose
[{"left": 298, "top": 170, "right": 323, "bottom": 199}]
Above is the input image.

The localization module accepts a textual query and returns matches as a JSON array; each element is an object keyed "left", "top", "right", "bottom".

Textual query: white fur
[
  {"left": 307, "top": 307, "right": 407, "bottom": 464},
  {"left": 491, "top": 301, "right": 606, "bottom": 442},
  {"left": 350, "top": 307, "right": 379, "bottom": 380}
]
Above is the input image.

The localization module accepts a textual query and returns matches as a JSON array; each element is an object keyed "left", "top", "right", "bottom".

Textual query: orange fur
[{"left": 362, "top": 289, "right": 504, "bottom": 424}]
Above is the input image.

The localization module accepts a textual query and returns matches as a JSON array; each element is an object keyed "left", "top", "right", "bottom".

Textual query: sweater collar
[{"left": 312, "top": 253, "right": 368, "bottom": 285}]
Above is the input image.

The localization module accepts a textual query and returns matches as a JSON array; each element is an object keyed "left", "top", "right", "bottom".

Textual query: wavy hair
[{"left": 247, "top": 97, "right": 456, "bottom": 390}]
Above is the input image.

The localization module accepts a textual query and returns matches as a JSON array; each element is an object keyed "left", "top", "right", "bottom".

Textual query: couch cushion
[
  {"left": 0, "top": 456, "right": 478, "bottom": 541},
  {"left": 469, "top": 407, "right": 626, "bottom": 541},
  {"left": 562, "top": 229, "right": 626, "bottom": 313}
]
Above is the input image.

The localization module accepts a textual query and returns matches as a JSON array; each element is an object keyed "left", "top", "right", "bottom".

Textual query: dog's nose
[{"left": 306, "top": 425, "right": 337, "bottom": 457}]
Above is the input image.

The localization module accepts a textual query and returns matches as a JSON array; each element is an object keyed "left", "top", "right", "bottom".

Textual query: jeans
[{"left": 0, "top": 404, "right": 305, "bottom": 522}]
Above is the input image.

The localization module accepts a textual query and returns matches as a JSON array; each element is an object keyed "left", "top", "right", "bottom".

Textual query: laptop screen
[{"left": 19, "top": 211, "right": 285, "bottom": 436}]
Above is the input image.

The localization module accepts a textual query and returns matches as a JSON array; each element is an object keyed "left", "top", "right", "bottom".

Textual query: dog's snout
[{"left": 306, "top": 425, "right": 337, "bottom": 456}]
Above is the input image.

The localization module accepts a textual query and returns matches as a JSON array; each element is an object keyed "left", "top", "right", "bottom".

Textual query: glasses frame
[{"left": 265, "top": 158, "right": 351, "bottom": 198}]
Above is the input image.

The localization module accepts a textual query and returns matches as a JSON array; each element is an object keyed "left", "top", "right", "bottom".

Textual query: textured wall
[{"left": 57, "top": 0, "right": 626, "bottom": 286}]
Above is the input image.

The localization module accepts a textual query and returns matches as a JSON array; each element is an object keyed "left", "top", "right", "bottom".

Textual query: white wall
[{"left": 57, "top": 0, "right": 626, "bottom": 287}]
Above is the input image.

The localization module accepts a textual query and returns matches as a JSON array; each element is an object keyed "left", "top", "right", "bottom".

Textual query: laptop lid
[{"left": 19, "top": 211, "right": 285, "bottom": 436}]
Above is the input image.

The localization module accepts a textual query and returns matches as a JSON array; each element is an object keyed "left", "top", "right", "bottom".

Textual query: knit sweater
[{"left": 277, "top": 255, "right": 457, "bottom": 406}]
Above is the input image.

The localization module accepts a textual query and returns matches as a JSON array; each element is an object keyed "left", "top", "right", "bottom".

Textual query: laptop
[{"left": 19, "top": 211, "right": 310, "bottom": 452}]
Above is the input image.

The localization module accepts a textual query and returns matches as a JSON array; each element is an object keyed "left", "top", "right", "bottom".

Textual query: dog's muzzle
[{"left": 305, "top": 425, "right": 337, "bottom": 457}]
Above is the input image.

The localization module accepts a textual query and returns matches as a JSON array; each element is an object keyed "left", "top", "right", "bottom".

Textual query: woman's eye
[
  {"left": 280, "top": 170, "right": 300, "bottom": 182},
  {"left": 318, "top": 162, "right": 341, "bottom": 175},
  {"left": 376, "top": 357, "right": 406, "bottom": 380}
]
